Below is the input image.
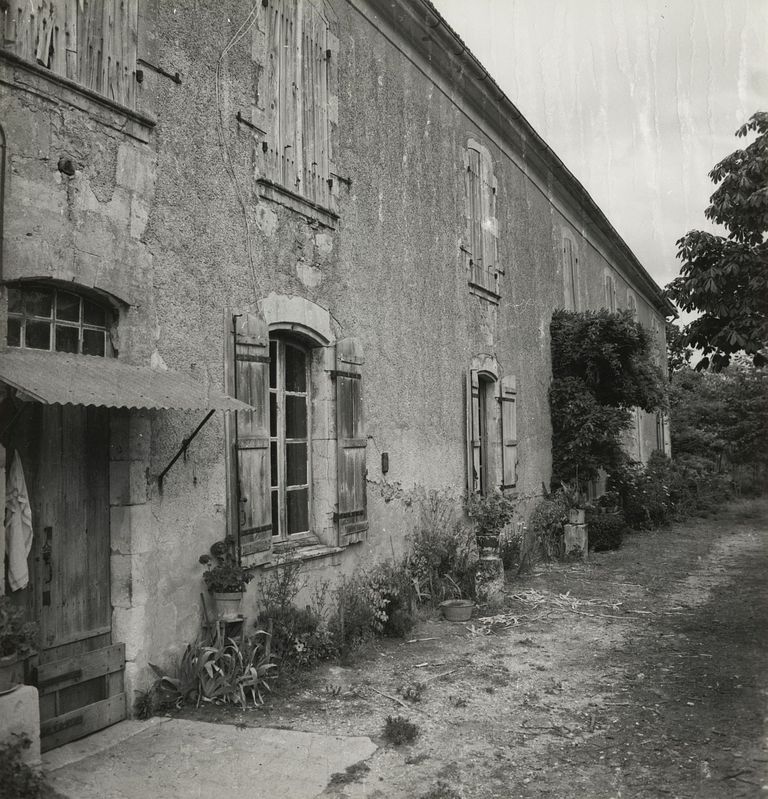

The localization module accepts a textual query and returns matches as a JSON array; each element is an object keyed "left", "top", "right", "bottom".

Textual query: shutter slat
[
  {"left": 336, "top": 337, "right": 367, "bottom": 545},
  {"left": 232, "top": 311, "right": 273, "bottom": 566}
]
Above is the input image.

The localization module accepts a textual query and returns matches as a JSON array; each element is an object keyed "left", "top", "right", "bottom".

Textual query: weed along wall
[{"left": 0, "top": 0, "right": 672, "bottom": 721}]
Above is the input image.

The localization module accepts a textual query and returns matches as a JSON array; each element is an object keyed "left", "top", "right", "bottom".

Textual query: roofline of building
[{"left": 386, "top": 0, "right": 677, "bottom": 318}]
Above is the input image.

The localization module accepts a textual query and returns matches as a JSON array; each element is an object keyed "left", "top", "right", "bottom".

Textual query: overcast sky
[{"left": 432, "top": 0, "right": 767, "bottom": 293}]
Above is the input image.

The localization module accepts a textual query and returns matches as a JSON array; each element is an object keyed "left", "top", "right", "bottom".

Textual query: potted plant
[
  {"left": 0, "top": 597, "right": 37, "bottom": 693},
  {"left": 199, "top": 538, "right": 254, "bottom": 620},
  {"left": 465, "top": 490, "right": 516, "bottom": 604}
]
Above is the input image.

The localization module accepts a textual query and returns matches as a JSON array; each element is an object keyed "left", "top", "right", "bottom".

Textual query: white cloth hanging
[{"left": 5, "top": 451, "right": 33, "bottom": 592}]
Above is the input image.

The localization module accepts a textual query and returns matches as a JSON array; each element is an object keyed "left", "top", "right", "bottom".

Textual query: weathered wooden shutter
[
  {"left": 480, "top": 154, "right": 499, "bottom": 293},
  {"left": 301, "top": 0, "right": 330, "bottom": 206},
  {"left": 466, "top": 369, "right": 481, "bottom": 494},
  {"left": 604, "top": 273, "right": 616, "bottom": 312},
  {"left": 233, "top": 312, "right": 273, "bottom": 566},
  {"left": 466, "top": 148, "right": 483, "bottom": 286},
  {"left": 500, "top": 375, "right": 518, "bottom": 488},
  {"left": 335, "top": 337, "right": 367, "bottom": 544},
  {"left": 563, "top": 238, "right": 575, "bottom": 310}
]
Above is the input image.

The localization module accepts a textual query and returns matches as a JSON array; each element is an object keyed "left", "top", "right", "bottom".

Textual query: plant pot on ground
[
  {"left": 199, "top": 537, "right": 254, "bottom": 620},
  {"left": 0, "top": 597, "right": 37, "bottom": 692}
]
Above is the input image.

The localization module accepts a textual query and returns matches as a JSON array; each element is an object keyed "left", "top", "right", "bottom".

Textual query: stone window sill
[
  {"left": 469, "top": 280, "right": 501, "bottom": 305},
  {"left": 257, "top": 178, "right": 338, "bottom": 229},
  {"left": 0, "top": 49, "right": 155, "bottom": 143}
]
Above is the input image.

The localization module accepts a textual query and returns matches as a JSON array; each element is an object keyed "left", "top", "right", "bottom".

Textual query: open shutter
[
  {"left": 563, "top": 238, "right": 575, "bottom": 310},
  {"left": 335, "top": 338, "right": 367, "bottom": 545},
  {"left": 466, "top": 148, "right": 483, "bottom": 285},
  {"left": 466, "top": 369, "right": 481, "bottom": 494},
  {"left": 500, "top": 375, "right": 518, "bottom": 489},
  {"left": 480, "top": 155, "right": 499, "bottom": 293},
  {"left": 233, "top": 312, "right": 273, "bottom": 566}
]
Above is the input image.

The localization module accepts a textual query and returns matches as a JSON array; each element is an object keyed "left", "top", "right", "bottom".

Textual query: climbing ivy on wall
[{"left": 549, "top": 309, "right": 667, "bottom": 487}]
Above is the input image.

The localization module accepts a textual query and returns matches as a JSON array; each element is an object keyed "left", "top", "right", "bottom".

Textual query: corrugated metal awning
[{"left": 0, "top": 348, "right": 251, "bottom": 412}]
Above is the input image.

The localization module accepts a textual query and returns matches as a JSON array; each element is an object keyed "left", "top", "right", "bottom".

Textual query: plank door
[{"left": 6, "top": 404, "right": 125, "bottom": 751}]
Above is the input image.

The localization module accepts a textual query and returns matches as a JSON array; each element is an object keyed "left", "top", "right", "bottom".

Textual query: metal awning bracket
[{"left": 158, "top": 409, "right": 216, "bottom": 489}]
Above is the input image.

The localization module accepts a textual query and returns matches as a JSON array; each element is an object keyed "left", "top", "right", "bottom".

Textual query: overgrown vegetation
[
  {"left": 549, "top": 309, "right": 666, "bottom": 488},
  {"left": 0, "top": 734, "right": 55, "bottom": 799},
  {"left": 382, "top": 715, "right": 419, "bottom": 745},
  {"left": 585, "top": 511, "right": 627, "bottom": 551}
]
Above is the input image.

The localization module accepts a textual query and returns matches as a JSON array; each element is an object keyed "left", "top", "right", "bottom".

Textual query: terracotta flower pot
[{"left": 211, "top": 592, "right": 243, "bottom": 621}]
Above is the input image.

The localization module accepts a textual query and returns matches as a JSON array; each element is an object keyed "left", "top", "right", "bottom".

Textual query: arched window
[{"left": 6, "top": 284, "right": 112, "bottom": 356}]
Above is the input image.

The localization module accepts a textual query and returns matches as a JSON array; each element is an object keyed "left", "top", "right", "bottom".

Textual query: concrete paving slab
[{"left": 44, "top": 718, "right": 377, "bottom": 799}]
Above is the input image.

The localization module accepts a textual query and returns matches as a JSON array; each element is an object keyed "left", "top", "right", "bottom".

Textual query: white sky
[{"left": 432, "top": 0, "right": 767, "bottom": 292}]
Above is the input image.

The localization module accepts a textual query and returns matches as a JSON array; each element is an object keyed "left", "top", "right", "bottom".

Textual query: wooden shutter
[
  {"left": 232, "top": 312, "right": 273, "bottom": 566},
  {"left": 604, "top": 273, "right": 616, "bottom": 312},
  {"left": 563, "top": 238, "right": 575, "bottom": 310},
  {"left": 335, "top": 337, "right": 367, "bottom": 544},
  {"left": 466, "top": 148, "right": 483, "bottom": 286},
  {"left": 480, "top": 154, "right": 499, "bottom": 293},
  {"left": 466, "top": 369, "right": 481, "bottom": 494},
  {"left": 500, "top": 375, "right": 518, "bottom": 489}
]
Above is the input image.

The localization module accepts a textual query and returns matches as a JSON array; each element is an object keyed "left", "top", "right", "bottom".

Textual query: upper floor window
[
  {"left": 603, "top": 271, "right": 617, "bottom": 312},
  {"left": 627, "top": 289, "right": 638, "bottom": 320},
  {"left": 464, "top": 141, "right": 500, "bottom": 301},
  {"left": 6, "top": 285, "right": 112, "bottom": 357},
  {"left": 0, "top": 1, "right": 138, "bottom": 109},
  {"left": 562, "top": 233, "right": 579, "bottom": 311},
  {"left": 261, "top": 0, "right": 335, "bottom": 210}
]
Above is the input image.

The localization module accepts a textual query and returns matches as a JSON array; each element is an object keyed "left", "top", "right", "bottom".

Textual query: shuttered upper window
[
  {"left": 0, "top": 1, "right": 138, "bottom": 109},
  {"left": 603, "top": 271, "right": 617, "bottom": 312},
  {"left": 563, "top": 234, "right": 579, "bottom": 311},
  {"left": 261, "top": 0, "right": 335, "bottom": 212},
  {"left": 464, "top": 141, "right": 500, "bottom": 301}
]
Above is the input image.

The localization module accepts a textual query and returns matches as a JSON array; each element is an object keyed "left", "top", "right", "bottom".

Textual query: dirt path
[{"left": 179, "top": 498, "right": 768, "bottom": 799}]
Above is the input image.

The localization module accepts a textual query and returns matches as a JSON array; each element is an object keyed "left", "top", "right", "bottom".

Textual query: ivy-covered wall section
[{"left": 549, "top": 310, "right": 667, "bottom": 488}]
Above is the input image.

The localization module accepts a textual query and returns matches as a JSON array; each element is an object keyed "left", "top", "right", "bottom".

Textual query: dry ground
[{"left": 177, "top": 498, "right": 768, "bottom": 799}]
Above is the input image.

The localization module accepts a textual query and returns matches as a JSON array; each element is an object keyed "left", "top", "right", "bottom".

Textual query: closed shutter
[
  {"left": 604, "top": 273, "right": 616, "bottom": 312},
  {"left": 466, "top": 369, "right": 481, "bottom": 494},
  {"left": 563, "top": 238, "right": 575, "bottom": 310},
  {"left": 500, "top": 375, "right": 518, "bottom": 488},
  {"left": 480, "top": 154, "right": 499, "bottom": 292},
  {"left": 335, "top": 338, "right": 367, "bottom": 544},
  {"left": 232, "top": 312, "right": 273, "bottom": 566},
  {"left": 466, "top": 148, "right": 483, "bottom": 287}
]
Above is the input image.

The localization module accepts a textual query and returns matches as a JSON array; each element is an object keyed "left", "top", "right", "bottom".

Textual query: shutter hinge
[{"left": 327, "top": 369, "right": 362, "bottom": 380}]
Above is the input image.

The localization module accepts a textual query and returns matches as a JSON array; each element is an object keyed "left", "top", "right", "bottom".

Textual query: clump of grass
[
  {"left": 400, "top": 682, "right": 425, "bottom": 702},
  {"left": 383, "top": 715, "right": 419, "bottom": 745}
]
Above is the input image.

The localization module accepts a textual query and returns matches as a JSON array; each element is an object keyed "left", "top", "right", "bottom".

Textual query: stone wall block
[
  {"left": 110, "top": 504, "right": 154, "bottom": 555},
  {"left": 112, "top": 607, "right": 146, "bottom": 663},
  {"left": 109, "top": 461, "right": 148, "bottom": 506},
  {"left": 110, "top": 414, "right": 152, "bottom": 462}
]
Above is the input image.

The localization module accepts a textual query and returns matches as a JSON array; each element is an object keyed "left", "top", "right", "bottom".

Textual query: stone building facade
[{"left": 0, "top": 0, "right": 672, "bottom": 748}]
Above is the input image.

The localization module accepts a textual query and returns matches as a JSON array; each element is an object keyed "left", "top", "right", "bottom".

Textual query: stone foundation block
[{"left": 0, "top": 685, "right": 41, "bottom": 767}]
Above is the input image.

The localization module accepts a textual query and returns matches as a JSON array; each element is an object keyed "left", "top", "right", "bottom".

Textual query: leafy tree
[
  {"left": 665, "top": 320, "right": 691, "bottom": 374},
  {"left": 666, "top": 112, "right": 768, "bottom": 370},
  {"left": 549, "top": 310, "right": 667, "bottom": 487}
]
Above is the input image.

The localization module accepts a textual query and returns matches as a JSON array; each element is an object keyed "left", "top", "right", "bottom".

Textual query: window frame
[
  {"left": 6, "top": 284, "right": 112, "bottom": 357},
  {"left": 269, "top": 335, "right": 314, "bottom": 545}
]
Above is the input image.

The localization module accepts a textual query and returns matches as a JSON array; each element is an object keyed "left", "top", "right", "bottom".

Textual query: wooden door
[{"left": 4, "top": 403, "right": 125, "bottom": 751}]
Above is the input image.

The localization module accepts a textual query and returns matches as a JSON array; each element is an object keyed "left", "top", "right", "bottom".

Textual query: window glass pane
[
  {"left": 26, "top": 289, "right": 53, "bottom": 318},
  {"left": 286, "top": 488, "right": 309, "bottom": 534},
  {"left": 285, "top": 442, "right": 307, "bottom": 486},
  {"left": 271, "top": 490, "right": 279, "bottom": 537},
  {"left": 269, "top": 392, "right": 277, "bottom": 437},
  {"left": 7, "top": 318, "right": 21, "bottom": 347},
  {"left": 269, "top": 341, "right": 277, "bottom": 389},
  {"left": 82, "top": 299, "right": 106, "bottom": 327},
  {"left": 57, "top": 292, "right": 80, "bottom": 323},
  {"left": 55, "top": 325, "right": 79, "bottom": 353},
  {"left": 284, "top": 345, "right": 307, "bottom": 392},
  {"left": 82, "top": 329, "right": 106, "bottom": 356},
  {"left": 270, "top": 441, "right": 278, "bottom": 487},
  {"left": 7, "top": 288, "right": 22, "bottom": 314},
  {"left": 26, "top": 321, "right": 51, "bottom": 349},
  {"left": 285, "top": 395, "right": 307, "bottom": 438}
]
